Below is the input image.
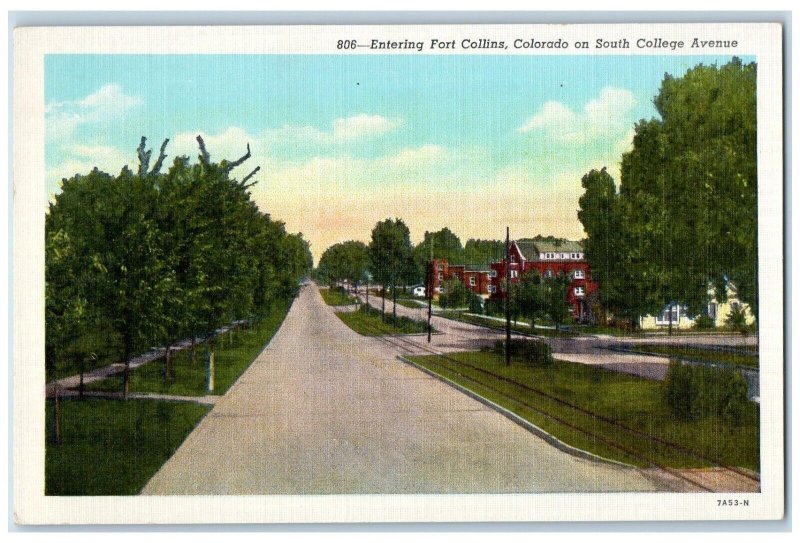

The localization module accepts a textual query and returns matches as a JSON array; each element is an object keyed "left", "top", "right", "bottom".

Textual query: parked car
[{"left": 412, "top": 285, "right": 427, "bottom": 297}]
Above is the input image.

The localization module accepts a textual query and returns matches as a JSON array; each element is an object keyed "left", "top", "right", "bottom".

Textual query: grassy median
[
  {"left": 86, "top": 299, "right": 292, "bottom": 397},
  {"left": 320, "top": 287, "right": 357, "bottom": 306},
  {"left": 438, "top": 311, "right": 578, "bottom": 338},
  {"left": 337, "top": 305, "right": 432, "bottom": 336},
  {"left": 407, "top": 351, "right": 759, "bottom": 471},
  {"left": 625, "top": 344, "right": 758, "bottom": 369},
  {"left": 45, "top": 398, "right": 210, "bottom": 495}
]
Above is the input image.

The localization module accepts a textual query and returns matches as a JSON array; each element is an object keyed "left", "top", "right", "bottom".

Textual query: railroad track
[{"left": 345, "top": 309, "right": 760, "bottom": 493}]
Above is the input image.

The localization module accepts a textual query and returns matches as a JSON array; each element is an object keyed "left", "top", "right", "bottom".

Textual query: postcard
[{"left": 12, "top": 22, "right": 784, "bottom": 523}]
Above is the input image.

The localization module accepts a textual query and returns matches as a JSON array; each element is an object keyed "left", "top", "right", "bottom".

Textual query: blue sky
[{"left": 45, "top": 54, "right": 748, "bottom": 260}]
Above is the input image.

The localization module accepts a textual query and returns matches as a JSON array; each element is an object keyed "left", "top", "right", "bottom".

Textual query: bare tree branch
[
  {"left": 223, "top": 143, "right": 251, "bottom": 173},
  {"left": 239, "top": 166, "right": 261, "bottom": 187},
  {"left": 196, "top": 135, "right": 210, "bottom": 166},
  {"left": 137, "top": 137, "right": 152, "bottom": 177},
  {"left": 150, "top": 138, "right": 170, "bottom": 175},
  {"left": 240, "top": 181, "right": 258, "bottom": 191}
]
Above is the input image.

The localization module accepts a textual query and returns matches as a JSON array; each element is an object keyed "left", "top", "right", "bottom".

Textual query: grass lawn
[
  {"left": 337, "top": 305, "right": 433, "bottom": 336},
  {"left": 86, "top": 299, "right": 293, "bottom": 396},
  {"left": 320, "top": 287, "right": 357, "bottom": 306},
  {"left": 45, "top": 398, "right": 210, "bottom": 495},
  {"left": 439, "top": 311, "right": 577, "bottom": 339},
  {"left": 407, "top": 351, "right": 759, "bottom": 471},
  {"left": 396, "top": 298, "right": 427, "bottom": 309},
  {"left": 626, "top": 344, "right": 759, "bottom": 369}
]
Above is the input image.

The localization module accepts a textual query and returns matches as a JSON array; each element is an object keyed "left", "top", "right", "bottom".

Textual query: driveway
[{"left": 142, "top": 282, "right": 663, "bottom": 494}]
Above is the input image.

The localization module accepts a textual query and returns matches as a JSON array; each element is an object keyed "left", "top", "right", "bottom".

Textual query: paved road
[
  {"left": 142, "top": 282, "right": 664, "bottom": 495},
  {"left": 355, "top": 293, "right": 755, "bottom": 381}
]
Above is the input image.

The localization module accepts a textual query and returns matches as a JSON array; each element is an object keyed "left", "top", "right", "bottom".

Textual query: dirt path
[{"left": 142, "top": 282, "right": 665, "bottom": 495}]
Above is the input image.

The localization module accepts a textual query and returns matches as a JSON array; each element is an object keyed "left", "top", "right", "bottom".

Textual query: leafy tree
[
  {"left": 577, "top": 168, "right": 627, "bottom": 321},
  {"left": 412, "top": 228, "right": 464, "bottom": 283},
  {"left": 368, "top": 218, "right": 414, "bottom": 321},
  {"left": 45, "top": 136, "right": 312, "bottom": 390},
  {"left": 512, "top": 271, "right": 546, "bottom": 329},
  {"left": 463, "top": 239, "right": 505, "bottom": 268},
  {"left": 438, "top": 278, "right": 470, "bottom": 309},
  {"left": 317, "top": 240, "right": 369, "bottom": 289},
  {"left": 579, "top": 58, "right": 757, "bottom": 325}
]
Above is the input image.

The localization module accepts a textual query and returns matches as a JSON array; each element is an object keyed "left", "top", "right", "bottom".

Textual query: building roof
[
  {"left": 463, "top": 264, "right": 491, "bottom": 273},
  {"left": 515, "top": 240, "right": 584, "bottom": 260}
]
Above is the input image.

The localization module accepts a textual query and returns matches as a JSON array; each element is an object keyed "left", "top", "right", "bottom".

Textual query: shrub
[
  {"left": 693, "top": 314, "right": 716, "bottom": 330},
  {"left": 495, "top": 338, "right": 553, "bottom": 367},
  {"left": 468, "top": 294, "right": 484, "bottom": 314},
  {"left": 663, "top": 359, "right": 751, "bottom": 424},
  {"left": 724, "top": 305, "right": 751, "bottom": 334},
  {"left": 484, "top": 298, "right": 504, "bottom": 316},
  {"left": 664, "top": 359, "right": 697, "bottom": 421}
]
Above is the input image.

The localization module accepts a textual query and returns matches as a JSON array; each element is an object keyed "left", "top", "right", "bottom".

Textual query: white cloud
[
  {"left": 45, "top": 84, "right": 142, "bottom": 141},
  {"left": 518, "top": 87, "right": 636, "bottom": 144},
  {"left": 331, "top": 114, "right": 403, "bottom": 140},
  {"left": 46, "top": 144, "right": 134, "bottom": 196}
]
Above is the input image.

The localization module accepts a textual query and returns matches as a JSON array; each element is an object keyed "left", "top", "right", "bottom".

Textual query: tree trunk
[
  {"left": 381, "top": 287, "right": 386, "bottom": 322},
  {"left": 164, "top": 346, "right": 173, "bottom": 383},
  {"left": 206, "top": 343, "right": 215, "bottom": 393},
  {"left": 190, "top": 336, "right": 196, "bottom": 366},
  {"left": 122, "top": 361, "right": 130, "bottom": 398},
  {"left": 52, "top": 393, "right": 62, "bottom": 447},
  {"left": 668, "top": 302, "right": 674, "bottom": 336},
  {"left": 392, "top": 283, "right": 397, "bottom": 324}
]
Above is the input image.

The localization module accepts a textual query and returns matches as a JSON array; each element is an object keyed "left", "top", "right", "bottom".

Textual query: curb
[{"left": 396, "top": 355, "right": 635, "bottom": 469}]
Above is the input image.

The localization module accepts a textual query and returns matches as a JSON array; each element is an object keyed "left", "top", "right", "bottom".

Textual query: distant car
[{"left": 412, "top": 286, "right": 426, "bottom": 297}]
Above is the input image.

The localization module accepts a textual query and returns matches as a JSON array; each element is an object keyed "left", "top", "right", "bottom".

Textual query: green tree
[
  {"left": 577, "top": 168, "right": 627, "bottom": 322},
  {"left": 463, "top": 239, "right": 505, "bottom": 268},
  {"left": 368, "top": 218, "right": 414, "bottom": 322},
  {"left": 45, "top": 136, "right": 311, "bottom": 391},
  {"left": 412, "top": 227, "right": 464, "bottom": 283},
  {"left": 580, "top": 58, "right": 757, "bottom": 325},
  {"left": 512, "top": 271, "right": 546, "bottom": 329},
  {"left": 438, "top": 278, "right": 470, "bottom": 309},
  {"left": 317, "top": 240, "right": 369, "bottom": 289}
]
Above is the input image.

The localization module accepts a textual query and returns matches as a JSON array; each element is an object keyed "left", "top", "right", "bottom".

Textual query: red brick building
[
  {"left": 489, "top": 240, "right": 599, "bottom": 323},
  {"left": 428, "top": 258, "right": 492, "bottom": 297}
]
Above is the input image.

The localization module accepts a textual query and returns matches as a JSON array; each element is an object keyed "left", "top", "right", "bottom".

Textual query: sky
[{"left": 44, "top": 54, "right": 747, "bottom": 262}]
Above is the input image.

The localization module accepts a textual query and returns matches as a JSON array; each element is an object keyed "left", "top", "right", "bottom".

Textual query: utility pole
[
  {"left": 505, "top": 226, "right": 511, "bottom": 366},
  {"left": 427, "top": 236, "right": 433, "bottom": 343}
]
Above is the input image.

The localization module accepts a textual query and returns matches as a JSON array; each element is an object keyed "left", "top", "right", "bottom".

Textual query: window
[
  {"left": 545, "top": 269, "right": 553, "bottom": 278},
  {"left": 490, "top": 269, "right": 498, "bottom": 278},
  {"left": 488, "top": 285, "right": 495, "bottom": 293},
  {"left": 510, "top": 270, "right": 518, "bottom": 279},
  {"left": 437, "top": 272, "right": 443, "bottom": 281},
  {"left": 469, "top": 276, "right": 476, "bottom": 286},
  {"left": 656, "top": 305, "right": 680, "bottom": 325},
  {"left": 574, "top": 269, "right": 585, "bottom": 279},
  {"left": 574, "top": 286, "right": 585, "bottom": 297},
  {"left": 510, "top": 254, "right": 516, "bottom": 263},
  {"left": 708, "top": 302, "right": 718, "bottom": 321}
]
